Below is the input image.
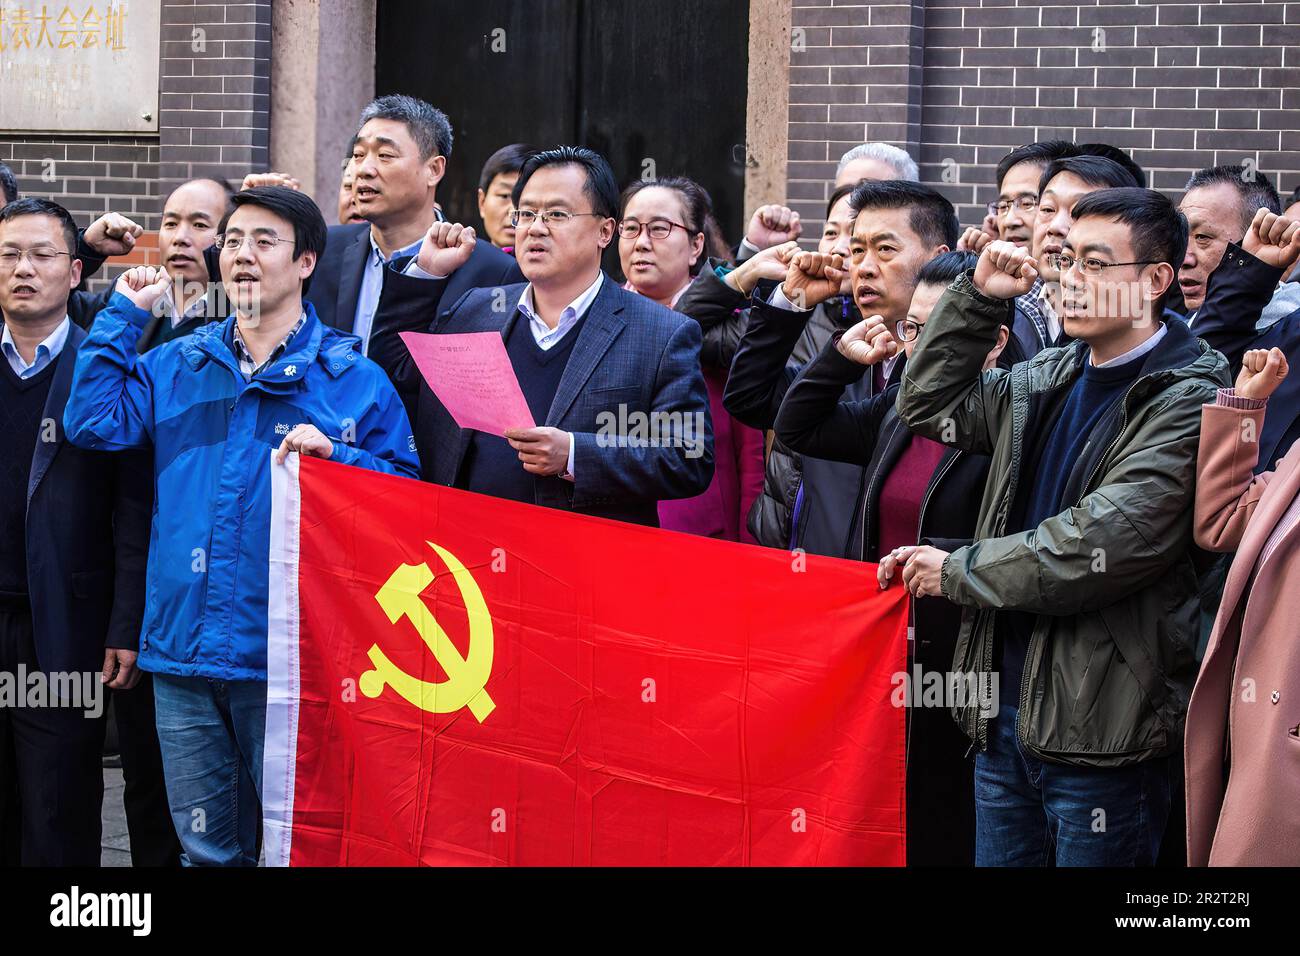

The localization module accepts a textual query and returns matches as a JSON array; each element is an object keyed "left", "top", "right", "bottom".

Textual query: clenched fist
[
  {"left": 973, "top": 240, "right": 1039, "bottom": 301},
  {"left": 745, "top": 204, "right": 802, "bottom": 250},
  {"left": 782, "top": 251, "right": 845, "bottom": 310},
  {"left": 241, "top": 172, "right": 301, "bottom": 192},
  {"left": 1235, "top": 347, "right": 1289, "bottom": 402},
  {"left": 1242, "top": 208, "right": 1300, "bottom": 273},
  {"left": 956, "top": 225, "right": 993, "bottom": 254},
  {"left": 416, "top": 222, "right": 477, "bottom": 277},
  {"left": 837, "top": 314, "right": 897, "bottom": 366},
  {"left": 84, "top": 212, "right": 144, "bottom": 257},
  {"left": 114, "top": 266, "right": 171, "bottom": 313},
  {"left": 724, "top": 240, "right": 800, "bottom": 295}
]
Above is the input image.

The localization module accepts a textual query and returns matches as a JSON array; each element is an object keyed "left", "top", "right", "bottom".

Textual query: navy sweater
[{"left": 999, "top": 352, "right": 1147, "bottom": 704}]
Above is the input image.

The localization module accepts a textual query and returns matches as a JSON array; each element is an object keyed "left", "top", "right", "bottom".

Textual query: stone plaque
[{"left": 0, "top": 1, "right": 160, "bottom": 133}]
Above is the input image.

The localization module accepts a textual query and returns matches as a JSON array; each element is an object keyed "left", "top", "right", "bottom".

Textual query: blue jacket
[{"left": 64, "top": 294, "right": 420, "bottom": 680}]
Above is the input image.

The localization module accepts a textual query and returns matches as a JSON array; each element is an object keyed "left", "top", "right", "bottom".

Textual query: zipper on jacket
[{"left": 858, "top": 416, "right": 904, "bottom": 561}]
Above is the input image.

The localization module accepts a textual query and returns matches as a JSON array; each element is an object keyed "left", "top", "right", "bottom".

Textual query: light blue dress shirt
[{"left": 2, "top": 315, "right": 71, "bottom": 379}]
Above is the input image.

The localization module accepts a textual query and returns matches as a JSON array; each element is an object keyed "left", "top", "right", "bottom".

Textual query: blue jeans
[
  {"left": 974, "top": 705, "right": 1169, "bottom": 866},
  {"left": 153, "top": 674, "right": 266, "bottom": 867}
]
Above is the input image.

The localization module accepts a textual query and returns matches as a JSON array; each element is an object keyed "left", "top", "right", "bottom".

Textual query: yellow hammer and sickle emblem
[{"left": 359, "top": 541, "right": 496, "bottom": 722}]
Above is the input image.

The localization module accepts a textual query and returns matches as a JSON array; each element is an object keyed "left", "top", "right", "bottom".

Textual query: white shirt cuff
[
  {"left": 769, "top": 283, "right": 802, "bottom": 312},
  {"left": 563, "top": 432, "right": 576, "bottom": 481},
  {"left": 403, "top": 260, "right": 446, "bottom": 280}
]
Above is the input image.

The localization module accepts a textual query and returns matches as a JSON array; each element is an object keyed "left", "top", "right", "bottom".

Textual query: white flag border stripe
[{"left": 263, "top": 450, "right": 302, "bottom": 867}]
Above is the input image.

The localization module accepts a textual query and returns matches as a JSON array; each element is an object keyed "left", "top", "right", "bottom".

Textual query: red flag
[{"left": 265, "top": 455, "right": 907, "bottom": 866}]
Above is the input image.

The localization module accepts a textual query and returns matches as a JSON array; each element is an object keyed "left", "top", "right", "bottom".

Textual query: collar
[
  {"left": 1091, "top": 322, "right": 1168, "bottom": 369},
  {"left": 231, "top": 311, "right": 307, "bottom": 379},
  {"left": 518, "top": 271, "right": 604, "bottom": 338},
  {"left": 368, "top": 230, "right": 426, "bottom": 266},
  {"left": 620, "top": 277, "right": 694, "bottom": 310},
  {"left": 2, "top": 315, "right": 71, "bottom": 370}
]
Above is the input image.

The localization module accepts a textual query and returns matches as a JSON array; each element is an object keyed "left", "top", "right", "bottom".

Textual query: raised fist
[
  {"left": 1235, "top": 346, "right": 1289, "bottom": 402},
  {"left": 746, "top": 204, "right": 802, "bottom": 250},
  {"left": 83, "top": 213, "right": 143, "bottom": 257},
  {"left": 416, "top": 222, "right": 477, "bottom": 277},
  {"left": 241, "top": 172, "right": 301, "bottom": 192},
  {"left": 1242, "top": 208, "right": 1300, "bottom": 273},
  {"left": 973, "top": 240, "right": 1038, "bottom": 301},
  {"left": 114, "top": 266, "right": 171, "bottom": 313},
  {"left": 956, "top": 225, "right": 993, "bottom": 254},
  {"left": 836, "top": 314, "right": 897, "bottom": 366},
  {"left": 725, "top": 239, "right": 800, "bottom": 295},
  {"left": 781, "top": 250, "right": 845, "bottom": 310}
]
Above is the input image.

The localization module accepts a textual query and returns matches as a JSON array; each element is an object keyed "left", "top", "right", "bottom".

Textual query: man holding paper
[{"left": 369, "top": 145, "right": 713, "bottom": 525}]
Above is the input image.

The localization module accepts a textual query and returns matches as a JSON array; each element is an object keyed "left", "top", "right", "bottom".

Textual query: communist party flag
[{"left": 263, "top": 455, "right": 907, "bottom": 866}]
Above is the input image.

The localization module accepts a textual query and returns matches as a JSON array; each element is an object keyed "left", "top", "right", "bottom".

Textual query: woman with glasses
[
  {"left": 773, "top": 251, "right": 1012, "bottom": 866},
  {"left": 616, "top": 176, "right": 763, "bottom": 541}
]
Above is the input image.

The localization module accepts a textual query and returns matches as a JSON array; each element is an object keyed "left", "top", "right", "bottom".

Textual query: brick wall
[{"left": 787, "top": 0, "right": 1300, "bottom": 237}]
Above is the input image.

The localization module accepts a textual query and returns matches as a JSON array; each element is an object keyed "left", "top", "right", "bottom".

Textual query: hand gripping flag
[{"left": 265, "top": 455, "right": 908, "bottom": 865}]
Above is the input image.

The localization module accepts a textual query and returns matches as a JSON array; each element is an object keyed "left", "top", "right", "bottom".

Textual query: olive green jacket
[{"left": 896, "top": 272, "right": 1230, "bottom": 767}]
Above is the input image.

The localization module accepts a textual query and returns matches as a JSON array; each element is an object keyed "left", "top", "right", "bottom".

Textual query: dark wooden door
[{"left": 375, "top": 0, "right": 750, "bottom": 250}]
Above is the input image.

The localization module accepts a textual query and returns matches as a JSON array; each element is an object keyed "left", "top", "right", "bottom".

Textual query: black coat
[
  {"left": 305, "top": 222, "right": 524, "bottom": 337},
  {"left": 25, "top": 324, "right": 151, "bottom": 674},
  {"left": 723, "top": 293, "right": 901, "bottom": 557},
  {"left": 774, "top": 337, "right": 990, "bottom": 865}
]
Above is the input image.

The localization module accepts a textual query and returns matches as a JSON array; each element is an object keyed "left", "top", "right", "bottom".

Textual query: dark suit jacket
[
  {"left": 1190, "top": 241, "right": 1300, "bottom": 473},
  {"left": 25, "top": 323, "right": 151, "bottom": 674},
  {"left": 369, "top": 269, "right": 714, "bottom": 525},
  {"left": 305, "top": 222, "right": 524, "bottom": 337},
  {"left": 67, "top": 244, "right": 228, "bottom": 350}
]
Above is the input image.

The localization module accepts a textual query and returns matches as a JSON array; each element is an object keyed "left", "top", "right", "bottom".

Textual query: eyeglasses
[
  {"left": 214, "top": 234, "right": 296, "bottom": 253},
  {"left": 994, "top": 196, "right": 1038, "bottom": 218},
  {"left": 0, "top": 247, "right": 73, "bottom": 270},
  {"left": 1045, "top": 252, "right": 1159, "bottom": 276},
  {"left": 895, "top": 319, "right": 925, "bottom": 342},
  {"left": 510, "top": 209, "right": 605, "bottom": 229},
  {"left": 617, "top": 218, "right": 692, "bottom": 241}
]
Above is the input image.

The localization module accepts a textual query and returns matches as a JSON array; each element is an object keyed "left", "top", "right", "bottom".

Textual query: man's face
[
  {"left": 219, "top": 205, "right": 315, "bottom": 323},
  {"left": 835, "top": 157, "right": 902, "bottom": 188},
  {"left": 1033, "top": 172, "right": 1098, "bottom": 284},
  {"left": 1178, "top": 182, "right": 1246, "bottom": 312},
  {"left": 159, "top": 180, "right": 228, "bottom": 288},
  {"left": 513, "top": 164, "right": 614, "bottom": 287},
  {"left": 478, "top": 171, "right": 520, "bottom": 248},
  {"left": 818, "top": 193, "right": 855, "bottom": 295},
  {"left": 0, "top": 214, "right": 82, "bottom": 324},
  {"left": 350, "top": 118, "right": 444, "bottom": 225},
  {"left": 997, "top": 161, "right": 1042, "bottom": 247},
  {"left": 847, "top": 206, "right": 945, "bottom": 333},
  {"left": 337, "top": 164, "right": 364, "bottom": 225},
  {"left": 1058, "top": 215, "right": 1169, "bottom": 342}
]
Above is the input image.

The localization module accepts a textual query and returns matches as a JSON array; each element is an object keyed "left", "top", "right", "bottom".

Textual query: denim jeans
[
  {"left": 974, "top": 704, "right": 1170, "bottom": 866},
  {"left": 153, "top": 674, "right": 266, "bottom": 867}
]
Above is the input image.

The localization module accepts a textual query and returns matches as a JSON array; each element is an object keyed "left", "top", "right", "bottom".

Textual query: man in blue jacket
[{"left": 65, "top": 186, "right": 420, "bottom": 866}]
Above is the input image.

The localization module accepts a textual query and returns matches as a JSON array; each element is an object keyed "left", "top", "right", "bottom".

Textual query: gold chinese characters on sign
[{"left": 0, "top": 4, "right": 128, "bottom": 52}]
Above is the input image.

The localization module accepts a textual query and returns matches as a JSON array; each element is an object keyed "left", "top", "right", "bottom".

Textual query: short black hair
[
  {"left": 512, "top": 146, "right": 619, "bottom": 221},
  {"left": 1071, "top": 186, "right": 1189, "bottom": 279},
  {"left": 917, "top": 250, "right": 978, "bottom": 286},
  {"left": 1288, "top": 185, "right": 1300, "bottom": 208},
  {"left": 848, "top": 179, "right": 960, "bottom": 249},
  {"left": 0, "top": 196, "right": 78, "bottom": 253},
  {"left": 478, "top": 143, "right": 537, "bottom": 192},
  {"left": 1076, "top": 143, "right": 1147, "bottom": 188},
  {"left": 826, "top": 181, "right": 859, "bottom": 219},
  {"left": 0, "top": 162, "right": 17, "bottom": 204},
  {"left": 1184, "top": 164, "right": 1282, "bottom": 234},
  {"left": 995, "top": 141, "right": 1078, "bottom": 192},
  {"left": 225, "top": 186, "right": 327, "bottom": 262},
  {"left": 358, "top": 94, "right": 453, "bottom": 160},
  {"left": 1039, "top": 155, "right": 1139, "bottom": 197}
]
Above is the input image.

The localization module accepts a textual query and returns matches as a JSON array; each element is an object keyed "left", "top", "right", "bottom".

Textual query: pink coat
[
  {"left": 658, "top": 365, "right": 765, "bottom": 542},
  {"left": 1188, "top": 397, "right": 1300, "bottom": 866}
]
